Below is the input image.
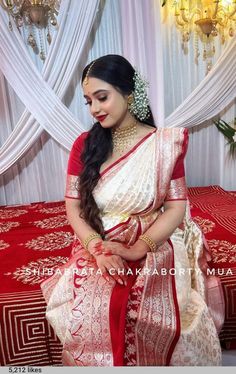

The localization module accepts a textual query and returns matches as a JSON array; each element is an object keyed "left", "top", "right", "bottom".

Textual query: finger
[
  {"left": 111, "top": 273, "right": 126, "bottom": 286},
  {"left": 93, "top": 249, "right": 103, "bottom": 256},
  {"left": 108, "top": 262, "right": 127, "bottom": 286},
  {"left": 102, "top": 273, "right": 111, "bottom": 282},
  {"left": 99, "top": 265, "right": 110, "bottom": 282},
  {"left": 104, "top": 261, "right": 125, "bottom": 286},
  {"left": 103, "top": 248, "right": 118, "bottom": 256},
  {"left": 123, "top": 260, "right": 132, "bottom": 272},
  {"left": 94, "top": 241, "right": 103, "bottom": 248},
  {"left": 103, "top": 250, "right": 112, "bottom": 256}
]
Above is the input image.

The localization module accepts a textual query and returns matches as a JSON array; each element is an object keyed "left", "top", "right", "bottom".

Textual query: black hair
[{"left": 79, "top": 54, "right": 156, "bottom": 237}]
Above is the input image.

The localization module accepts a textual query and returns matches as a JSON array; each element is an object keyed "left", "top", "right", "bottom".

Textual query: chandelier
[
  {"left": 162, "top": 0, "right": 236, "bottom": 73},
  {"left": 0, "top": 0, "right": 61, "bottom": 61}
]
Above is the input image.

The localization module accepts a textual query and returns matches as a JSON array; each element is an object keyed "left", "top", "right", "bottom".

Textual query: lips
[{"left": 96, "top": 114, "right": 107, "bottom": 122}]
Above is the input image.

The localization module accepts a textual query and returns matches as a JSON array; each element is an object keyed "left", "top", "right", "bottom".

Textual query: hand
[
  {"left": 102, "top": 240, "right": 149, "bottom": 262},
  {"left": 95, "top": 252, "right": 129, "bottom": 286}
]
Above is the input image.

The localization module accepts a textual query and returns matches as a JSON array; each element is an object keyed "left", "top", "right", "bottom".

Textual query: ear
[{"left": 127, "top": 94, "right": 134, "bottom": 105}]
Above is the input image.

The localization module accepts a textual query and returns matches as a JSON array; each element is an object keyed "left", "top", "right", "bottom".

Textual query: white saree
[{"left": 41, "top": 127, "right": 224, "bottom": 366}]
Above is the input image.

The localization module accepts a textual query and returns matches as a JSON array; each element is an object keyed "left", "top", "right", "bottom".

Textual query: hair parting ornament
[
  {"left": 84, "top": 59, "right": 97, "bottom": 85},
  {"left": 129, "top": 70, "right": 150, "bottom": 121}
]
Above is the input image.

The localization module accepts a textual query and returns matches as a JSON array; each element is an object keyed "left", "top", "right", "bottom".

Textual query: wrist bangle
[
  {"left": 139, "top": 234, "right": 157, "bottom": 253},
  {"left": 83, "top": 233, "right": 102, "bottom": 250}
]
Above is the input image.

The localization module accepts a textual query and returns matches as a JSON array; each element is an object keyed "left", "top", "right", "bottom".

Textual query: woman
[{"left": 41, "top": 54, "right": 224, "bottom": 366}]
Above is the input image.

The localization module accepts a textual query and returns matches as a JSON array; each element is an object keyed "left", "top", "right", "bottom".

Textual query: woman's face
[{"left": 82, "top": 77, "right": 132, "bottom": 128}]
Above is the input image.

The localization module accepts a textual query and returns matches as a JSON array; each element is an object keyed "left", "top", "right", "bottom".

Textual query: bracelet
[
  {"left": 138, "top": 234, "right": 157, "bottom": 253},
  {"left": 83, "top": 232, "right": 102, "bottom": 250}
]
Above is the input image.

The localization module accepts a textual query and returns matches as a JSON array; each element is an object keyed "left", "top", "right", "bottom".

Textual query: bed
[
  {"left": 188, "top": 185, "right": 236, "bottom": 350},
  {"left": 0, "top": 185, "right": 235, "bottom": 365}
]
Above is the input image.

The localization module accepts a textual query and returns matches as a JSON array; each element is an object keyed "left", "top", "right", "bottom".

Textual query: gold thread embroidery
[{"left": 65, "top": 175, "right": 80, "bottom": 199}]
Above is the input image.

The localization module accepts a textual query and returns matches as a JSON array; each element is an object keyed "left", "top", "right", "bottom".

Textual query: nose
[{"left": 90, "top": 100, "right": 100, "bottom": 116}]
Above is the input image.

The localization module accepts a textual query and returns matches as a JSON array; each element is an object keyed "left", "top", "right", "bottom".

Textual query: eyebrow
[{"left": 83, "top": 89, "right": 108, "bottom": 98}]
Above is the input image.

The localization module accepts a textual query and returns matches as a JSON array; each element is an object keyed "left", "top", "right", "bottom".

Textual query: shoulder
[
  {"left": 156, "top": 127, "right": 188, "bottom": 145},
  {"left": 72, "top": 131, "right": 89, "bottom": 149},
  {"left": 155, "top": 127, "right": 189, "bottom": 158},
  {"left": 156, "top": 127, "right": 188, "bottom": 137}
]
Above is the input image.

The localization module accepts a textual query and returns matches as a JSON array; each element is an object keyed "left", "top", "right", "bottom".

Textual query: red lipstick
[{"left": 96, "top": 115, "right": 107, "bottom": 122}]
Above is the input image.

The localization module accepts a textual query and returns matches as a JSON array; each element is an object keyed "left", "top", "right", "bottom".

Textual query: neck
[{"left": 111, "top": 120, "right": 138, "bottom": 155}]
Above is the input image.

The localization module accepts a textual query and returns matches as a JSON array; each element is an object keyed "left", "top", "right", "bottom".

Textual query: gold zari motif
[
  {"left": 65, "top": 175, "right": 80, "bottom": 199},
  {"left": 165, "top": 177, "right": 187, "bottom": 201},
  {"left": 41, "top": 128, "right": 222, "bottom": 366}
]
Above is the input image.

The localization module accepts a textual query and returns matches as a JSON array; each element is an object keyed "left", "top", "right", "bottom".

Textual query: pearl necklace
[{"left": 112, "top": 121, "right": 138, "bottom": 155}]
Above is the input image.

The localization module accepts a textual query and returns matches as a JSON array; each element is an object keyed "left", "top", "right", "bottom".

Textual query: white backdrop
[{"left": 0, "top": 0, "right": 235, "bottom": 206}]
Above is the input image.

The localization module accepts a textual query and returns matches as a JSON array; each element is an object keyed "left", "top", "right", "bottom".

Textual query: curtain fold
[
  {"left": 165, "top": 36, "right": 236, "bottom": 128},
  {"left": 0, "top": 0, "right": 99, "bottom": 174},
  {"left": 0, "top": 0, "right": 123, "bottom": 205},
  {"left": 120, "top": 0, "right": 165, "bottom": 126}
]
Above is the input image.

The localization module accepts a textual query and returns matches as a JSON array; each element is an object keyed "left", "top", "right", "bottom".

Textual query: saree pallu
[{"left": 41, "top": 127, "right": 224, "bottom": 366}]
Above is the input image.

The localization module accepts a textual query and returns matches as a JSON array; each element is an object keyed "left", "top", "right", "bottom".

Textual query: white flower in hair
[{"left": 129, "top": 70, "right": 150, "bottom": 121}]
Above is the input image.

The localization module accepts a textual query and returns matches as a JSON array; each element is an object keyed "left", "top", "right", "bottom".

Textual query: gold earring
[{"left": 127, "top": 94, "right": 134, "bottom": 111}]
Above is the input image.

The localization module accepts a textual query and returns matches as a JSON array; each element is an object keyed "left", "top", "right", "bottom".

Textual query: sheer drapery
[
  {"left": 120, "top": 0, "right": 164, "bottom": 126},
  {"left": 0, "top": 0, "right": 99, "bottom": 175},
  {"left": 165, "top": 36, "right": 236, "bottom": 128},
  {"left": 0, "top": 0, "right": 123, "bottom": 205},
  {"left": 160, "top": 10, "right": 236, "bottom": 189},
  {"left": 120, "top": 1, "right": 235, "bottom": 190}
]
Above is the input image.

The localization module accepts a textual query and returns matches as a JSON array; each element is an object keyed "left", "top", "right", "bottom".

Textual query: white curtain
[
  {"left": 119, "top": 1, "right": 236, "bottom": 190},
  {"left": 120, "top": 0, "right": 165, "bottom": 126},
  {"left": 0, "top": 0, "right": 99, "bottom": 175},
  {"left": 0, "top": 0, "right": 123, "bottom": 205},
  {"left": 165, "top": 37, "right": 236, "bottom": 128},
  {"left": 160, "top": 7, "right": 236, "bottom": 189}
]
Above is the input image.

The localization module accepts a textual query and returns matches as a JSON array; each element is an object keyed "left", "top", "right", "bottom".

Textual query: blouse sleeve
[
  {"left": 65, "top": 132, "right": 88, "bottom": 200},
  {"left": 164, "top": 128, "right": 189, "bottom": 202}
]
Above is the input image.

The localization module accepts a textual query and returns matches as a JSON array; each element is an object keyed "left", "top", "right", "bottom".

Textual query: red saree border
[
  {"left": 166, "top": 239, "right": 181, "bottom": 365},
  {"left": 135, "top": 240, "right": 181, "bottom": 366},
  {"left": 109, "top": 261, "right": 141, "bottom": 366},
  {"left": 100, "top": 129, "right": 156, "bottom": 177},
  {"left": 105, "top": 217, "right": 132, "bottom": 234}
]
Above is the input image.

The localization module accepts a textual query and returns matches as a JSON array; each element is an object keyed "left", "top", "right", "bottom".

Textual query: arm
[
  {"left": 65, "top": 197, "right": 101, "bottom": 248},
  {"left": 65, "top": 134, "right": 128, "bottom": 285},
  {"left": 131, "top": 199, "right": 186, "bottom": 258},
  {"left": 66, "top": 197, "right": 128, "bottom": 285},
  {"left": 102, "top": 199, "right": 186, "bottom": 261}
]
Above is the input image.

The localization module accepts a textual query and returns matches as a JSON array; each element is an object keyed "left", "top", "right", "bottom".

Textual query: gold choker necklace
[{"left": 112, "top": 122, "right": 137, "bottom": 155}]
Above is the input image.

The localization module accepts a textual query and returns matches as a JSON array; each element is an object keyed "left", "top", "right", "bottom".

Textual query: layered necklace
[{"left": 112, "top": 121, "right": 138, "bottom": 155}]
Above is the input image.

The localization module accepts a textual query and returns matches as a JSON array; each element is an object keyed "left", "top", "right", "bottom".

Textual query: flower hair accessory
[{"left": 128, "top": 70, "right": 150, "bottom": 121}]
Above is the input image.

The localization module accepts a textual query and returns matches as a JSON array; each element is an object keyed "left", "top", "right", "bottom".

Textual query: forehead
[{"left": 83, "top": 77, "right": 113, "bottom": 96}]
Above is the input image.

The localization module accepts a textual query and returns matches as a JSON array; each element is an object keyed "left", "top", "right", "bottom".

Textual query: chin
[{"left": 100, "top": 122, "right": 115, "bottom": 129}]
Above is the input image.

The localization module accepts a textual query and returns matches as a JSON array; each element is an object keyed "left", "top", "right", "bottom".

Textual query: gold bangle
[
  {"left": 83, "top": 232, "right": 102, "bottom": 250},
  {"left": 138, "top": 234, "right": 157, "bottom": 253}
]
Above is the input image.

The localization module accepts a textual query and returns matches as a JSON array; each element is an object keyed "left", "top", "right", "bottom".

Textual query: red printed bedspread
[
  {"left": 188, "top": 185, "right": 236, "bottom": 349},
  {"left": 0, "top": 201, "right": 73, "bottom": 366},
  {"left": 0, "top": 185, "right": 235, "bottom": 365}
]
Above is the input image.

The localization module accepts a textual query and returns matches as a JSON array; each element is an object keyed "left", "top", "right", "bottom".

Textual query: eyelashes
[
  {"left": 84, "top": 96, "right": 107, "bottom": 106},
  {"left": 99, "top": 96, "right": 107, "bottom": 102}
]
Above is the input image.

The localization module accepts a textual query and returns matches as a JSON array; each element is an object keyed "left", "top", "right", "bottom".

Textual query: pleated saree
[{"left": 41, "top": 127, "right": 224, "bottom": 366}]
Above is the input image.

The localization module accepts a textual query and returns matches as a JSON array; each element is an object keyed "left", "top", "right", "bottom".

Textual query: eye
[
  {"left": 85, "top": 101, "right": 91, "bottom": 106},
  {"left": 98, "top": 96, "right": 107, "bottom": 102}
]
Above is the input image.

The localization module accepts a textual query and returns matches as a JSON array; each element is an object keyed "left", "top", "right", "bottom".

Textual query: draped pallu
[{"left": 41, "top": 127, "right": 224, "bottom": 366}]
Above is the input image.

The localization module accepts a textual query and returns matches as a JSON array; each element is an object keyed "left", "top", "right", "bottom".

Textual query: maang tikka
[{"left": 84, "top": 60, "right": 96, "bottom": 85}]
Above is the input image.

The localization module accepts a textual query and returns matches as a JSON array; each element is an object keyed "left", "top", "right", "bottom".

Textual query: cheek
[{"left": 110, "top": 98, "right": 127, "bottom": 115}]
